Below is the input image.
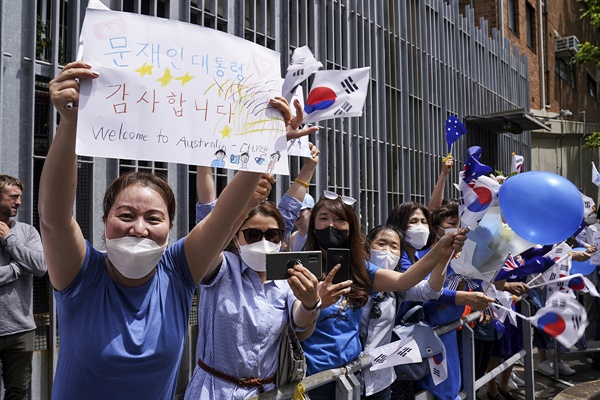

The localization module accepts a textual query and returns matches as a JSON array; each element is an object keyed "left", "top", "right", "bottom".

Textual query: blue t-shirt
[
  {"left": 302, "top": 262, "right": 379, "bottom": 376},
  {"left": 52, "top": 239, "right": 196, "bottom": 400}
]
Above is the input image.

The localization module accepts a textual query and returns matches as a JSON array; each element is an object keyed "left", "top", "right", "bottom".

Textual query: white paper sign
[
  {"left": 367, "top": 337, "right": 421, "bottom": 371},
  {"left": 76, "top": 8, "right": 289, "bottom": 174}
]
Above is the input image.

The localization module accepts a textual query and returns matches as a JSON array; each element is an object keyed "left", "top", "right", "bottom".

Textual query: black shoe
[{"left": 498, "top": 388, "right": 518, "bottom": 400}]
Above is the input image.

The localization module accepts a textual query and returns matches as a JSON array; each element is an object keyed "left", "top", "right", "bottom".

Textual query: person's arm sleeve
[
  {"left": 1, "top": 229, "right": 46, "bottom": 277},
  {"left": 400, "top": 280, "right": 443, "bottom": 302},
  {"left": 433, "top": 288, "right": 457, "bottom": 305},
  {"left": 0, "top": 263, "right": 22, "bottom": 286},
  {"left": 195, "top": 200, "right": 217, "bottom": 224},
  {"left": 278, "top": 194, "right": 302, "bottom": 236}
]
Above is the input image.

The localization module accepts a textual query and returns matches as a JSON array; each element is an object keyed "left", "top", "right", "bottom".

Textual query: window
[
  {"left": 588, "top": 74, "right": 598, "bottom": 100},
  {"left": 556, "top": 58, "right": 575, "bottom": 89},
  {"left": 508, "top": 0, "right": 518, "bottom": 33},
  {"left": 526, "top": 3, "right": 535, "bottom": 50}
]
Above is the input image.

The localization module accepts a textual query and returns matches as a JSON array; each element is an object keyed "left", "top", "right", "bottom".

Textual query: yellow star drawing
[
  {"left": 175, "top": 72, "right": 194, "bottom": 85},
  {"left": 220, "top": 125, "right": 232, "bottom": 139},
  {"left": 134, "top": 62, "right": 153, "bottom": 77},
  {"left": 156, "top": 69, "right": 174, "bottom": 87}
]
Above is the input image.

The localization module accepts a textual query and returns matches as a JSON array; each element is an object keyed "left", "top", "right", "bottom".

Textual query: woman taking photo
[{"left": 300, "top": 193, "right": 469, "bottom": 400}]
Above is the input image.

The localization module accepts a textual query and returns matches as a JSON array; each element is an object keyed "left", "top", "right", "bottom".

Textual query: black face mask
[{"left": 314, "top": 226, "right": 349, "bottom": 249}]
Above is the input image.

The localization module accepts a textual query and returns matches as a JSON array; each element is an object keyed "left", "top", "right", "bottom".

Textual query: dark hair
[
  {"left": 102, "top": 171, "right": 175, "bottom": 227},
  {"left": 441, "top": 198, "right": 459, "bottom": 208},
  {"left": 215, "top": 149, "right": 226, "bottom": 156},
  {"left": 431, "top": 203, "right": 459, "bottom": 228},
  {"left": 227, "top": 200, "right": 285, "bottom": 252},
  {"left": 304, "top": 196, "right": 370, "bottom": 307},
  {"left": 365, "top": 225, "right": 403, "bottom": 255},
  {"left": 0, "top": 174, "right": 24, "bottom": 193},
  {"left": 270, "top": 151, "right": 281, "bottom": 161},
  {"left": 386, "top": 201, "right": 434, "bottom": 250}
]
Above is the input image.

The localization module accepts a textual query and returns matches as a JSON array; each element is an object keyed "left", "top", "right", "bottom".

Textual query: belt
[{"left": 197, "top": 357, "right": 275, "bottom": 393}]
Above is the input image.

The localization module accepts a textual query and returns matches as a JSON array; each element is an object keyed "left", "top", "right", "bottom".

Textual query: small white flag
[
  {"left": 367, "top": 337, "right": 421, "bottom": 371},
  {"left": 581, "top": 192, "right": 596, "bottom": 217},
  {"left": 427, "top": 342, "right": 448, "bottom": 385},
  {"left": 282, "top": 46, "right": 322, "bottom": 102},
  {"left": 511, "top": 153, "right": 524, "bottom": 174},
  {"left": 303, "top": 67, "right": 370, "bottom": 123},
  {"left": 542, "top": 247, "right": 573, "bottom": 297},
  {"left": 593, "top": 162, "right": 600, "bottom": 187}
]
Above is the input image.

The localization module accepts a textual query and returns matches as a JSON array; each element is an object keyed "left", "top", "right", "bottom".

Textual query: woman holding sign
[
  {"left": 39, "top": 61, "right": 274, "bottom": 399},
  {"left": 300, "top": 194, "right": 469, "bottom": 400}
]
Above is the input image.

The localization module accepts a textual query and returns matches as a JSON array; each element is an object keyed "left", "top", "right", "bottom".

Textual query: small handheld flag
[
  {"left": 511, "top": 153, "right": 524, "bottom": 174},
  {"left": 303, "top": 67, "right": 370, "bottom": 123},
  {"left": 445, "top": 116, "right": 467, "bottom": 153},
  {"left": 282, "top": 46, "right": 323, "bottom": 102},
  {"left": 593, "top": 162, "right": 600, "bottom": 187}
]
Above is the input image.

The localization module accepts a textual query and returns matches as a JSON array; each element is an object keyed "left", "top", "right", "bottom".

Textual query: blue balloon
[
  {"left": 571, "top": 247, "right": 595, "bottom": 276},
  {"left": 498, "top": 171, "right": 584, "bottom": 245}
]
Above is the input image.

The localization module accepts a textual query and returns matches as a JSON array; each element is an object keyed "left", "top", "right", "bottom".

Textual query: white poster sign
[{"left": 76, "top": 8, "right": 289, "bottom": 174}]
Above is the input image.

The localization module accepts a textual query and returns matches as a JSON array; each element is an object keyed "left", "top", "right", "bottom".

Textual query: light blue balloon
[
  {"left": 571, "top": 247, "right": 595, "bottom": 276},
  {"left": 498, "top": 171, "right": 584, "bottom": 245}
]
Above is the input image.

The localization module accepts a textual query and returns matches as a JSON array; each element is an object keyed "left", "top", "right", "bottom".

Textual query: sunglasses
[
  {"left": 369, "top": 293, "right": 387, "bottom": 319},
  {"left": 323, "top": 190, "right": 357, "bottom": 207},
  {"left": 240, "top": 228, "right": 285, "bottom": 244}
]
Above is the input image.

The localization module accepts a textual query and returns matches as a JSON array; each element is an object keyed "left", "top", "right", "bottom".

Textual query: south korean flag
[
  {"left": 303, "top": 67, "right": 370, "bottom": 124},
  {"left": 428, "top": 342, "right": 448, "bottom": 386},
  {"left": 282, "top": 46, "right": 323, "bottom": 102}
]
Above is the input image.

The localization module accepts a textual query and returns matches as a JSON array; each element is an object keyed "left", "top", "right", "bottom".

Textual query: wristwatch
[{"left": 301, "top": 298, "right": 322, "bottom": 314}]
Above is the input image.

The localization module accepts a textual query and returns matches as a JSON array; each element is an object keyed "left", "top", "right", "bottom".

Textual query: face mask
[
  {"left": 405, "top": 224, "right": 430, "bottom": 250},
  {"left": 585, "top": 215, "right": 597, "bottom": 225},
  {"left": 370, "top": 249, "right": 400, "bottom": 270},
  {"left": 105, "top": 236, "right": 167, "bottom": 279},
  {"left": 314, "top": 226, "right": 349, "bottom": 249},
  {"left": 239, "top": 239, "right": 281, "bottom": 272}
]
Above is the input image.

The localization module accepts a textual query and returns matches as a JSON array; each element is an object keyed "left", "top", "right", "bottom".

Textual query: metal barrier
[{"left": 249, "top": 299, "right": 536, "bottom": 400}]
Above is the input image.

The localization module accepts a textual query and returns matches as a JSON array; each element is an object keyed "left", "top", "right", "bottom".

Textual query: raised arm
[
  {"left": 39, "top": 62, "right": 99, "bottom": 290},
  {"left": 428, "top": 155, "right": 453, "bottom": 211},
  {"left": 371, "top": 228, "right": 468, "bottom": 292}
]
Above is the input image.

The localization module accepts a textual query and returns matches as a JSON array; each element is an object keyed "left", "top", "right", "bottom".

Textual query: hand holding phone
[{"left": 266, "top": 251, "right": 322, "bottom": 281}]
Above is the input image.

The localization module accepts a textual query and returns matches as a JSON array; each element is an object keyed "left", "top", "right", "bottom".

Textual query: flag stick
[
  {"left": 441, "top": 249, "right": 455, "bottom": 276},
  {"left": 484, "top": 253, "right": 511, "bottom": 295},
  {"left": 526, "top": 273, "right": 543, "bottom": 286},
  {"left": 489, "top": 303, "right": 527, "bottom": 321},
  {"left": 528, "top": 273, "right": 584, "bottom": 290}
]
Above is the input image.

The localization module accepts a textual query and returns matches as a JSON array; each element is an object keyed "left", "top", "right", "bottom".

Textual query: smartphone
[
  {"left": 326, "top": 248, "right": 351, "bottom": 284},
  {"left": 266, "top": 251, "right": 323, "bottom": 281}
]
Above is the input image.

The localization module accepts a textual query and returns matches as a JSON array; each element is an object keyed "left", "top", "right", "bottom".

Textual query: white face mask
[
  {"left": 239, "top": 239, "right": 281, "bottom": 272},
  {"left": 585, "top": 215, "right": 597, "bottom": 225},
  {"left": 105, "top": 236, "right": 167, "bottom": 279},
  {"left": 405, "top": 224, "right": 430, "bottom": 250},
  {"left": 370, "top": 249, "right": 401, "bottom": 270}
]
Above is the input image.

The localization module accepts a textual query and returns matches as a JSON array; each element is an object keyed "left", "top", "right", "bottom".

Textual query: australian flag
[
  {"left": 445, "top": 115, "right": 467, "bottom": 153},
  {"left": 495, "top": 255, "right": 555, "bottom": 281}
]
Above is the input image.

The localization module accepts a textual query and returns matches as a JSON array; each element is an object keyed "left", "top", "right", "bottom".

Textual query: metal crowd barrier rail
[{"left": 249, "top": 298, "right": 538, "bottom": 400}]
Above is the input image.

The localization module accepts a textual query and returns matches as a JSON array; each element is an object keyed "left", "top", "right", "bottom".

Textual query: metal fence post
[
  {"left": 521, "top": 299, "right": 536, "bottom": 400},
  {"left": 335, "top": 375, "right": 354, "bottom": 400},
  {"left": 461, "top": 324, "right": 476, "bottom": 400}
]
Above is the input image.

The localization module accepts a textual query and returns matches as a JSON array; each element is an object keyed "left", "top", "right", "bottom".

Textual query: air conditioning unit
[{"left": 555, "top": 35, "right": 580, "bottom": 59}]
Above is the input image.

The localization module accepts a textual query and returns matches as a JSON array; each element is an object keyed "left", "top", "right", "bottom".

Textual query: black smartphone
[
  {"left": 326, "top": 248, "right": 351, "bottom": 284},
  {"left": 265, "top": 251, "right": 323, "bottom": 280}
]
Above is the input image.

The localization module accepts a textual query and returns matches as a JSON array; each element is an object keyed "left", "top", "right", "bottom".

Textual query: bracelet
[
  {"left": 294, "top": 178, "right": 310, "bottom": 188},
  {"left": 301, "top": 298, "right": 322, "bottom": 314}
]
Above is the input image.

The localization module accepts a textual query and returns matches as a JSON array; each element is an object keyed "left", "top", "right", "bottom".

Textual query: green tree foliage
[{"left": 575, "top": 0, "right": 600, "bottom": 149}]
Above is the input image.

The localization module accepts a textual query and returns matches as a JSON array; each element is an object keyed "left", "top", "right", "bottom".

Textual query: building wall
[
  {"left": 464, "top": 0, "right": 600, "bottom": 199},
  {"left": 1, "top": 0, "right": 532, "bottom": 397}
]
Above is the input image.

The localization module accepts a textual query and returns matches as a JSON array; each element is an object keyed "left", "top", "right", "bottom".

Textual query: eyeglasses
[
  {"left": 241, "top": 228, "right": 285, "bottom": 244},
  {"left": 323, "top": 190, "right": 357, "bottom": 207},
  {"left": 369, "top": 293, "right": 387, "bottom": 319}
]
